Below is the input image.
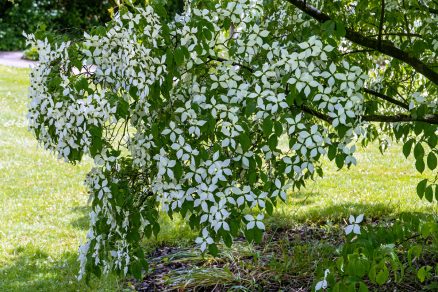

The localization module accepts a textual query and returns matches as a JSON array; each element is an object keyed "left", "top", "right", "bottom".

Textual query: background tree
[{"left": 25, "top": 0, "right": 437, "bottom": 282}]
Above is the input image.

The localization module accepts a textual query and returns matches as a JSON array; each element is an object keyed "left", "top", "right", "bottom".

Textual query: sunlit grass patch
[
  {"left": 270, "top": 143, "right": 437, "bottom": 228},
  {"left": 0, "top": 65, "right": 121, "bottom": 291}
]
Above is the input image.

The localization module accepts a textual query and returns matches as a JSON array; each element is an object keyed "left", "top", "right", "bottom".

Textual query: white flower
[
  {"left": 244, "top": 213, "right": 265, "bottom": 230},
  {"left": 344, "top": 214, "right": 364, "bottom": 235},
  {"left": 195, "top": 228, "right": 214, "bottom": 252},
  {"left": 156, "top": 153, "right": 176, "bottom": 179},
  {"left": 161, "top": 121, "right": 183, "bottom": 142},
  {"left": 315, "top": 269, "right": 330, "bottom": 291}
]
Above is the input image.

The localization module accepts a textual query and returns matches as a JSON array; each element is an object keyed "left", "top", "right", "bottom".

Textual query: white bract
[
  {"left": 345, "top": 214, "right": 364, "bottom": 235},
  {"left": 315, "top": 269, "right": 330, "bottom": 291}
]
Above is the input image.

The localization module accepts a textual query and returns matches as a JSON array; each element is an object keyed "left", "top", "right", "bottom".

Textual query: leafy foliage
[
  {"left": 0, "top": 0, "right": 113, "bottom": 51},
  {"left": 25, "top": 0, "right": 437, "bottom": 281},
  {"left": 317, "top": 213, "right": 438, "bottom": 291}
]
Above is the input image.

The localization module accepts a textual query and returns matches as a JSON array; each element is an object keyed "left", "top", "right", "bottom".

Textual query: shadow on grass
[
  {"left": 288, "top": 191, "right": 321, "bottom": 206},
  {"left": 269, "top": 190, "right": 434, "bottom": 229},
  {"left": 0, "top": 244, "right": 118, "bottom": 291},
  {"left": 70, "top": 206, "right": 90, "bottom": 230},
  {"left": 1, "top": 245, "right": 79, "bottom": 291}
]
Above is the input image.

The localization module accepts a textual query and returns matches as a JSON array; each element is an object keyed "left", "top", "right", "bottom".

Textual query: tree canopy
[{"left": 25, "top": 0, "right": 437, "bottom": 281}]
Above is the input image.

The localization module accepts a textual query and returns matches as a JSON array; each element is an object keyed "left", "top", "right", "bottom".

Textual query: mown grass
[
  {"left": 0, "top": 65, "right": 121, "bottom": 291},
  {"left": 0, "top": 65, "right": 436, "bottom": 291}
]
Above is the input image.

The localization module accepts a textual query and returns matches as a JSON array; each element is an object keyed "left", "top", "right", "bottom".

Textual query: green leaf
[
  {"left": 253, "top": 228, "right": 263, "bottom": 243},
  {"left": 402, "top": 139, "right": 414, "bottom": 158},
  {"left": 424, "top": 185, "right": 433, "bottom": 202},
  {"left": 427, "top": 152, "right": 437, "bottom": 170},
  {"left": 208, "top": 243, "right": 219, "bottom": 256},
  {"left": 376, "top": 266, "right": 389, "bottom": 285},
  {"left": 245, "top": 100, "right": 256, "bottom": 115},
  {"left": 154, "top": 4, "right": 167, "bottom": 18},
  {"left": 413, "top": 143, "right": 424, "bottom": 159},
  {"left": 262, "top": 118, "right": 273, "bottom": 136},
  {"left": 415, "top": 158, "right": 425, "bottom": 173},
  {"left": 244, "top": 228, "right": 254, "bottom": 242},
  {"left": 358, "top": 282, "right": 369, "bottom": 292},
  {"left": 116, "top": 99, "right": 129, "bottom": 119},
  {"left": 223, "top": 17, "right": 231, "bottom": 30},
  {"left": 436, "top": 185, "right": 438, "bottom": 201},
  {"left": 174, "top": 48, "right": 184, "bottom": 66},
  {"left": 286, "top": 90, "right": 294, "bottom": 106},
  {"left": 74, "top": 77, "right": 88, "bottom": 92},
  {"left": 416, "top": 179, "right": 428, "bottom": 199},
  {"left": 321, "top": 20, "right": 336, "bottom": 35},
  {"left": 335, "top": 22, "right": 346, "bottom": 37},
  {"left": 408, "top": 245, "right": 422, "bottom": 266},
  {"left": 222, "top": 232, "right": 232, "bottom": 248},
  {"left": 274, "top": 121, "right": 283, "bottom": 136},
  {"left": 368, "top": 264, "right": 377, "bottom": 283},
  {"left": 152, "top": 223, "right": 160, "bottom": 237},
  {"left": 240, "top": 133, "right": 251, "bottom": 152},
  {"left": 428, "top": 135, "right": 437, "bottom": 148},
  {"left": 335, "top": 154, "right": 345, "bottom": 168},
  {"left": 328, "top": 145, "right": 337, "bottom": 160},
  {"left": 417, "top": 266, "right": 432, "bottom": 283},
  {"left": 130, "top": 260, "right": 143, "bottom": 279},
  {"left": 268, "top": 134, "right": 278, "bottom": 151},
  {"left": 265, "top": 199, "right": 273, "bottom": 215}
]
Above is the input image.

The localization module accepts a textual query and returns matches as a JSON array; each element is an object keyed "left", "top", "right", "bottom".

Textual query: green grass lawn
[
  {"left": 0, "top": 66, "right": 121, "bottom": 291},
  {"left": 0, "top": 65, "right": 436, "bottom": 291}
]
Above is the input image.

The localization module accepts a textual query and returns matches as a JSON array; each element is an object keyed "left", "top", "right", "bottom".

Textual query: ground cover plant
[{"left": 18, "top": 0, "right": 438, "bottom": 290}]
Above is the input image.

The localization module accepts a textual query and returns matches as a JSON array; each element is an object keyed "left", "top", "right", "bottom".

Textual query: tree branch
[
  {"left": 365, "top": 33, "right": 423, "bottom": 38},
  {"left": 300, "top": 105, "right": 332, "bottom": 123},
  {"left": 341, "top": 49, "right": 375, "bottom": 56},
  {"left": 363, "top": 88, "right": 410, "bottom": 110},
  {"left": 301, "top": 105, "right": 438, "bottom": 125},
  {"left": 363, "top": 114, "right": 438, "bottom": 124},
  {"left": 285, "top": 0, "right": 438, "bottom": 85}
]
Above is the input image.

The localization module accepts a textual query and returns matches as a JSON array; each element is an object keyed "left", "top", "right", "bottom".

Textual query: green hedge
[{"left": 0, "top": 0, "right": 113, "bottom": 51}]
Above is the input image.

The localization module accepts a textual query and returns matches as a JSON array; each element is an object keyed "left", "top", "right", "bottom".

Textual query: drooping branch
[{"left": 285, "top": 0, "right": 438, "bottom": 85}]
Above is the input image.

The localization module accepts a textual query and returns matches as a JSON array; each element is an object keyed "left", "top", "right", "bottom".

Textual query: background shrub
[{"left": 0, "top": 0, "right": 114, "bottom": 51}]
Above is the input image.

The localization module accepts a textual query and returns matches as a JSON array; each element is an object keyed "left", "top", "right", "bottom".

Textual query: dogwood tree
[{"left": 25, "top": 0, "right": 437, "bottom": 280}]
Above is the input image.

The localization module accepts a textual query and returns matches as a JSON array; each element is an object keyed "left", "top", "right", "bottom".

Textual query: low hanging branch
[{"left": 285, "top": 0, "right": 438, "bottom": 85}]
